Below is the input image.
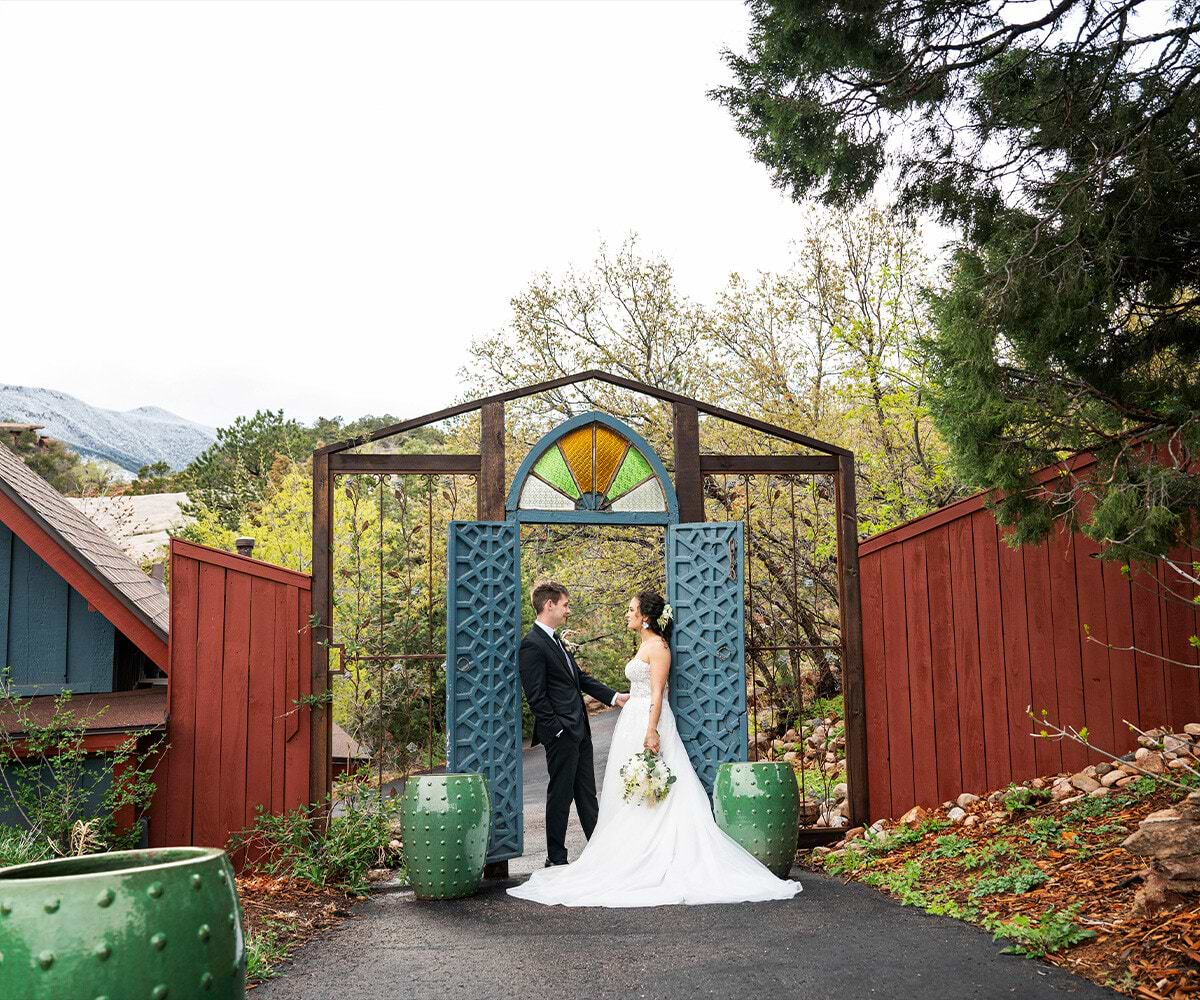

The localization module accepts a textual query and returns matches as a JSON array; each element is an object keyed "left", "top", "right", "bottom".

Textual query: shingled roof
[{"left": 0, "top": 444, "right": 169, "bottom": 655}]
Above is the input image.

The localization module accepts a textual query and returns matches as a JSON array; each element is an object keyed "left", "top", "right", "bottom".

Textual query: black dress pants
[{"left": 543, "top": 731, "right": 599, "bottom": 864}]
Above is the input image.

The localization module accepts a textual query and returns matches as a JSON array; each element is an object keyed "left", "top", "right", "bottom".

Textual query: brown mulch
[
  {"left": 801, "top": 784, "right": 1200, "bottom": 998},
  {"left": 236, "top": 874, "right": 356, "bottom": 989}
]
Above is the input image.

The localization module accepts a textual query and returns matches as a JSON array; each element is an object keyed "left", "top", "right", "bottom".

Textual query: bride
[{"left": 507, "top": 590, "right": 802, "bottom": 907}]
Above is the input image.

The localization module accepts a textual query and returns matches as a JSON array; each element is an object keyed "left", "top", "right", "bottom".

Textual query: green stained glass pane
[
  {"left": 607, "top": 448, "right": 653, "bottom": 501},
  {"left": 534, "top": 445, "right": 581, "bottom": 498}
]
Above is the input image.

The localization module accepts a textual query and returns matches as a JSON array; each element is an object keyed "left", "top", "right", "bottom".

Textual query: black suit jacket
[{"left": 519, "top": 626, "right": 618, "bottom": 747}]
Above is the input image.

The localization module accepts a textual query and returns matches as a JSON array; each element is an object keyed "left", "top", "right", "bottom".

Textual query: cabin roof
[{"left": 0, "top": 444, "right": 170, "bottom": 663}]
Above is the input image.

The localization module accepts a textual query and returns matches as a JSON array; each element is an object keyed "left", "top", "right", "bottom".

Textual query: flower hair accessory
[{"left": 660, "top": 603, "right": 673, "bottom": 625}]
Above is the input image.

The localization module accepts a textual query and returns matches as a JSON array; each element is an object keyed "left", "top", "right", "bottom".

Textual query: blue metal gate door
[
  {"left": 446, "top": 521, "right": 522, "bottom": 862},
  {"left": 667, "top": 521, "right": 748, "bottom": 794}
]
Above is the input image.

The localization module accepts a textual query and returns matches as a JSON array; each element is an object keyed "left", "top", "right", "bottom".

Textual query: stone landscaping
[
  {"left": 804, "top": 724, "right": 1200, "bottom": 997},
  {"left": 757, "top": 700, "right": 849, "bottom": 828}
]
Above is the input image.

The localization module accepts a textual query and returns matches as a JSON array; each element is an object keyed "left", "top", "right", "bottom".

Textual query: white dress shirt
[{"left": 536, "top": 619, "right": 618, "bottom": 737}]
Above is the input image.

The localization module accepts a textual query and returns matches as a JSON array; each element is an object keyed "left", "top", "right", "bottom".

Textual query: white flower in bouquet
[{"left": 619, "top": 749, "right": 677, "bottom": 806}]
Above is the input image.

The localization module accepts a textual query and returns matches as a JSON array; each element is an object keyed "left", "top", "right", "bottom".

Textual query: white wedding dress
[{"left": 507, "top": 655, "right": 802, "bottom": 907}]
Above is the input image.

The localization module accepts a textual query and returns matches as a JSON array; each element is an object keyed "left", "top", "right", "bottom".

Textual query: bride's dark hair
[{"left": 636, "top": 591, "right": 673, "bottom": 643}]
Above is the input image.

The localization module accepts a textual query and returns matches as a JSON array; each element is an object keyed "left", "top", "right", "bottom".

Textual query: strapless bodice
[{"left": 624, "top": 656, "right": 664, "bottom": 699}]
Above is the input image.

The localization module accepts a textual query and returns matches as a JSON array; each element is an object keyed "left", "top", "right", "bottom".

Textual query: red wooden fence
[
  {"left": 148, "top": 539, "right": 312, "bottom": 849},
  {"left": 861, "top": 460, "right": 1200, "bottom": 823}
]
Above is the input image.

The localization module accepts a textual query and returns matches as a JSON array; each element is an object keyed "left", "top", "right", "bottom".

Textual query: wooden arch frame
[{"left": 311, "top": 370, "right": 867, "bottom": 829}]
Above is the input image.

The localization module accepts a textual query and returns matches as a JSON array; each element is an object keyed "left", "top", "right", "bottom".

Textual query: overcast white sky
[{"left": 2, "top": 1, "right": 831, "bottom": 429}]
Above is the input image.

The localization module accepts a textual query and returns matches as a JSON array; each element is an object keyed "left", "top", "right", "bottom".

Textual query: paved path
[{"left": 260, "top": 708, "right": 1116, "bottom": 1000}]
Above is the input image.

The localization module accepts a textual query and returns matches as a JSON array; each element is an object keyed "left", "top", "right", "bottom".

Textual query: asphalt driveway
[{"left": 259, "top": 707, "right": 1116, "bottom": 1000}]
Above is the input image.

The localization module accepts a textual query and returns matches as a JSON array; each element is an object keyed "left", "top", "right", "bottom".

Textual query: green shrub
[
  {"left": 1021, "top": 817, "right": 1063, "bottom": 846},
  {"left": 970, "top": 863, "right": 1049, "bottom": 899},
  {"left": 988, "top": 904, "right": 1097, "bottom": 958},
  {"left": 961, "top": 840, "right": 1017, "bottom": 871},
  {"left": 1002, "top": 785, "right": 1052, "bottom": 814},
  {"left": 229, "top": 777, "right": 402, "bottom": 894},
  {"left": 930, "top": 834, "right": 972, "bottom": 859},
  {"left": 0, "top": 680, "right": 159, "bottom": 856}
]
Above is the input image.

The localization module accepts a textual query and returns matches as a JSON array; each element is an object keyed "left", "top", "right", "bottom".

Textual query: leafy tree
[
  {"left": 715, "top": 0, "right": 1200, "bottom": 569},
  {"left": 181, "top": 410, "right": 316, "bottom": 529},
  {"left": 2, "top": 425, "right": 114, "bottom": 496}
]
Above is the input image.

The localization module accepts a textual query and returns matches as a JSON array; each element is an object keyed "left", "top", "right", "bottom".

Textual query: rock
[
  {"left": 783, "top": 751, "right": 799, "bottom": 763},
  {"left": 1031, "top": 778, "right": 1046, "bottom": 789},
  {"left": 898, "top": 805, "right": 927, "bottom": 826},
  {"left": 1123, "top": 807, "right": 1200, "bottom": 862},
  {"left": 947, "top": 806, "right": 967, "bottom": 823},
  {"left": 1140, "top": 753, "right": 1167, "bottom": 775},
  {"left": 1052, "top": 781, "right": 1076, "bottom": 800},
  {"left": 1059, "top": 793, "right": 1085, "bottom": 805},
  {"left": 1095, "top": 762, "right": 1114, "bottom": 776},
  {"left": 1070, "top": 773, "right": 1101, "bottom": 793},
  {"left": 1088, "top": 787, "right": 1110, "bottom": 799},
  {"left": 772, "top": 739, "right": 787, "bottom": 752},
  {"left": 830, "top": 814, "right": 849, "bottom": 829},
  {"left": 1136, "top": 747, "right": 1151, "bottom": 760},
  {"left": 1138, "top": 729, "right": 1164, "bottom": 748},
  {"left": 1179, "top": 792, "right": 1200, "bottom": 821},
  {"left": 1117, "top": 775, "right": 1141, "bottom": 787},
  {"left": 1185, "top": 723, "right": 1200, "bottom": 738},
  {"left": 833, "top": 782, "right": 848, "bottom": 802},
  {"left": 783, "top": 729, "right": 798, "bottom": 742},
  {"left": 1134, "top": 870, "right": 1185, "bottom": 914},
  {"left": 842, "top": 826, "right": 864, "bottom": 843},
  {"left": 956, "top": 792, "right": 981, "bottom": 809},
  {"left": 963, "top": 815, "right": 980, "bottom": 827},
  {"left": 988, "top": 790, "right": 1006, "bottom": 804},
  {"left": 1101, "top": 769, "right": 1125, "bottom": 787},
  {"left": 1164, "top": 734, "right": 1189, "bottom": 756},
  {"left": 1169, "top": 758, "right": 1193, "bottom": 771},
  {"left": 869, "top": 820, "right": 888, "bottom": 834},
  {"left": 811, "top": 846, "right": 833, "bottom": 858},
  {"left": 798, "top": 801, "right": 822, "bottom": 825}
]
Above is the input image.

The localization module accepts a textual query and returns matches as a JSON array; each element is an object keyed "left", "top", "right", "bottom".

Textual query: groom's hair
[{"left": 531, "top": 580, "right": 569, "bottom": 614}]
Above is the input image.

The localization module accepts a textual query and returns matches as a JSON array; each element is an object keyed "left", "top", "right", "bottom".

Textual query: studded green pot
[
  {"left": 0, "top": 846, "right": 244, "bottom": 999},
  {"left": 713, "top": 762, "right": 801, "bottom": 878},
  {"left": 400, "top": 773, "right": 490, "bottom": 900}
]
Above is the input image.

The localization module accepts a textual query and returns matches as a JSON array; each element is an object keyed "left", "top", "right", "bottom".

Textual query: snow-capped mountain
[{"left": 0, "top": 384, "right": 216, "bottom": 473}]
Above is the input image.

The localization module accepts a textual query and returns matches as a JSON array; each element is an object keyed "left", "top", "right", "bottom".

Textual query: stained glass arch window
[{"left": 506, "top": 412, "right": 679, "bottom": 524}]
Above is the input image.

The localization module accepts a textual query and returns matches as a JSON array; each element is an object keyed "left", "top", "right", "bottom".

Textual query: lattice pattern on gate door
[
  {"left": 667, "top": 522, "right": 748, "bottom": 794},
  {"left": 446, "top": 521, "right": 522, "bottom": 862}
]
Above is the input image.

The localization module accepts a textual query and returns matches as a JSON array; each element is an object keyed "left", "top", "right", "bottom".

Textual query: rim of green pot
[
  {"left": 0, "top": 846, "right": 227, "bottom": 882},
  {"left": 718, "top": 761, "right": 793, "bottom": 771}
]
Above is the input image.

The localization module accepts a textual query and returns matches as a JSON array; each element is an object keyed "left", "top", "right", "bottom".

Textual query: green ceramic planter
[
  {"left": 400, "top": 773, "right": 490, "bottom": 900},
  {"left": 713, "top": 762, "right": 801, "bottom": 877},
  {"left": 0, "top": 846, "right": 244, "bottom": 999}
]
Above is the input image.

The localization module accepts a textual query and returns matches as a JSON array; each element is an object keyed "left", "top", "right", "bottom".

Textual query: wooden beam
[
  {"left": 310, "top": 450, "right": 333, "bottom": 810},
  {"left": 835, "top": 453, "right": 870, "bottom": 827},
  {"left": 672, "top": 403, "right": 704, "bottom": 523},
  {"left": 699, "top": 455, "right": 839, "bottom": 475},
  {"left": 478, "top": 403, "right": 505, "bottom": 521},
  {"left": 329, "top": 453, "right": 481, "bottom": 475},
  {"left": 317, "top": 369, "right": 851, "bottom": 458}
]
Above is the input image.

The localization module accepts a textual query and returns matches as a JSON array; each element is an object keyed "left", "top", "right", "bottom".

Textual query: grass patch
[
  {"left": 0, "top": 826, "right": 53, "bottom": 868},
  {"left": 246, "top": 918, "right": 291, "bottom": 983}
]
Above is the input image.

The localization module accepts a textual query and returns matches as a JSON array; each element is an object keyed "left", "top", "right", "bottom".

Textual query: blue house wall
[{"left": 0, "top": 523, "right": 116, "bottom": 696}]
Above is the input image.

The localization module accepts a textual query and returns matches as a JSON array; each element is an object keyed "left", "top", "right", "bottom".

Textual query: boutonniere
[{"left": 558, "top": 628, "right": 581, "bottom": 654}]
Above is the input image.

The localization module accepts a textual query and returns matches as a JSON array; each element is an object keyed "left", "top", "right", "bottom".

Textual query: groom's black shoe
[{"left": 545, "top": 859, "right": 568, "bottom": 867}]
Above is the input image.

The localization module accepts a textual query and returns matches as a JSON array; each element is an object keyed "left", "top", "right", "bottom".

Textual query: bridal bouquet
[{"left": 619, "top": 749, "right": 677, "bottom": 806}]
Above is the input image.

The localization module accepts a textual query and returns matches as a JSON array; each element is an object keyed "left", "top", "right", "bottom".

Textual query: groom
[{"left": 520, "top": 580, "right": 630, "bottom": 866}]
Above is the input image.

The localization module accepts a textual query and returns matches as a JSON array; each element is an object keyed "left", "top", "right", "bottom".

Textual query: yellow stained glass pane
[
  {"left": 594, "top": 426, "right": 626, "bottom": 495},
  {"left": 559, "top": 425, "right": 595, "bottom": 493}
]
